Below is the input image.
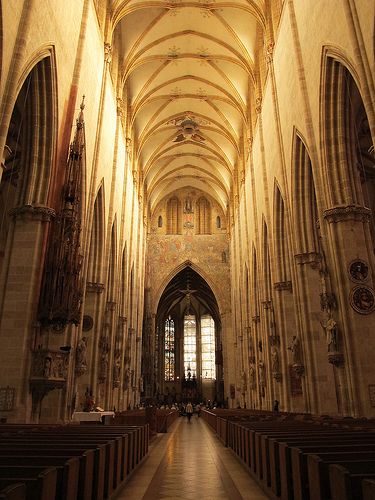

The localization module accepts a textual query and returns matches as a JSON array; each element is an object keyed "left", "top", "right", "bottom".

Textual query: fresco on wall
[{"left": 147, "top": 233, "right": 230, "bottom": 312}]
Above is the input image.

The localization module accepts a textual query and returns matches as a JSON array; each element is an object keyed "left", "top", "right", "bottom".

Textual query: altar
[{"left": 72, "top": 411, "right": 115, "bottom": 424}]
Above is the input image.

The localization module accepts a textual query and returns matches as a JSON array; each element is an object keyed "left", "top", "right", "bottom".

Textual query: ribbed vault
[
  {"left": 157, "top": 265, "right": 220, "bottom": 323},
  {"left": 111, "top": 0, "right": 265, "bottom": 215}
]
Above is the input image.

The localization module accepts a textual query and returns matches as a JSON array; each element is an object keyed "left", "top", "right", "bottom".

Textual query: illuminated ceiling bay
[{"left": 111, "top": 0, "right": 264, "bottom": 214}]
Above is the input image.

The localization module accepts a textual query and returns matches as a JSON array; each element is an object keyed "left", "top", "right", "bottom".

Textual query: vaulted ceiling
[{"left": 111, "top": 0, "right": 266, "bottom": 216}]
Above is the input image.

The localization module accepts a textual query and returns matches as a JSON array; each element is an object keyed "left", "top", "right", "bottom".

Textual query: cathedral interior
[
  {"left": 0, "top": 0, "right": 375, "bottom": 486},
  {"left": 1, "top": 1, "right": 375, "bottom": 498}
]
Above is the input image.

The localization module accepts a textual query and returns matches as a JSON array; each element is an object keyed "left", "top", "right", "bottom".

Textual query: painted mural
[{"left": 147, "top": 233, "right": 231, "bottom": 313}]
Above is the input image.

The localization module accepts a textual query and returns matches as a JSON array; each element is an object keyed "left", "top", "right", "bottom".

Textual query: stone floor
[{"left": 115, "top": 416, "right": 270, "bottom": 500}]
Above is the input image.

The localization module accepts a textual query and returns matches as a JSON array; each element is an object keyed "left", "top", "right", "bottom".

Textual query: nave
[{"left": 116, "top": 416, "right": 268, "bottom": 500}]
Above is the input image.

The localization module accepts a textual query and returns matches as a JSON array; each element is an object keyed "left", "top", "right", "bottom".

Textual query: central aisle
[{"left": 115, "top": 416, "right": 269, "bottom": 499}]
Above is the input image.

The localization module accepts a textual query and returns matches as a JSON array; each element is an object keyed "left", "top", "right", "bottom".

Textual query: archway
[{"left": 146, "top": 264, "right": 223, "bottom": 406}]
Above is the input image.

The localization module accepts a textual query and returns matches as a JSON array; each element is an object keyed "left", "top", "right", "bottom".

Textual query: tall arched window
[
  {"left": 164, "top": 317, "right": 175, "bottom": 381},
  {"left": 167, "top": 197, "right": 181, "bottom": 234},
  {"left": 184, "top": 314, "right": 196, "bottom": 377},
  {"left": 196, "top": 197, "right": 211, "bottom": 234},
  {"left": 201, "top": 315, "right": 216, "bottom": 379}
]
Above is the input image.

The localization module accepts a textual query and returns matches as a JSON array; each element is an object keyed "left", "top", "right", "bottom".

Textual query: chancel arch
[
  {"left": 319, "top": 53, "right": 375, "bottom": 415},
  {"left": 153, "top": 265, "right": 223, "bottom": 405}
]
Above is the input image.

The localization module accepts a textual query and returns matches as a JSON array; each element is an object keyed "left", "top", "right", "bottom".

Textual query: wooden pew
[
  {"left": 278, "top": 437, "right": 375, "bottom": 500},
  {"left": 0, "top": 483, "right": 26, "bottom": 500},
  {"left": 362, "top": 478, "right": 375, "bottom": 500},
  {"left": 0, "top": 448, "right": 94, "bottom": 500},
  {"left": 4, "top": 437, "right": 110, "bottom": 500},
  {"left": 0, "top": 422, "right": 149, "bottom": 498},
  {"left": 0, "top": 432, "right": 121, "bottom": 499},
  {"left": 307, "top": 452, "right": 375, "bottom": 500},
  {"left": 200, "top": 410, "right": 375, "bottom": 500},
  {"left": 329, "top": 462, "right": 375, "bottom": 500},
  {"left": 289, "top": 436, "right": 375, "bottom": 500},
  {"left": 0, "top": 443, "right": 104, "bottom": 500},
  {"left": 0, "top": 458, "right": 78, "bottom": 500},
  {"left": 0, "top": 467, "right": 56, "bottom": 500}
]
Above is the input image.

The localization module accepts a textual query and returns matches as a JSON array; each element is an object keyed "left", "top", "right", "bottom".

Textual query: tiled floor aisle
[{"left": 115, "top": 416, "right": 269, "bottom": 499}]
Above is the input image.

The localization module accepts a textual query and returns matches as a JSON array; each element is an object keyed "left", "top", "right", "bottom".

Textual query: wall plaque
[
  {"left": 348, "top": 259, "right": 369, "bottom": 283},
  {"left": 350, "top": 285, "right": 375, "bottom": 314},
  {"left": 369, "top": 385, "right": 375, "bottom": 407},
  {"left": 289, "top": 365, "right": 303, "bottom": 396},
  {"left": 0, "top": 386, "right": 15, "bottom": 411}
]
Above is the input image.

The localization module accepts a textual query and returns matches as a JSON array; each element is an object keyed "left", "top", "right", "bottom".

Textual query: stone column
[
  {"left": 323, "top": 205, "right": 375, "bottom": 416},
  {"left": 0, "top": 205, "right": 54, "bottom": 422}
]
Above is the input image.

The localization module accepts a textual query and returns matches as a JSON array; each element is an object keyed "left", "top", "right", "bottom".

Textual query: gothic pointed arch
[
  {"left": 120, "top": 242, "right": 128, "bottom": 316},
  {"left": 196, "top": 196, "right": 211, "bottom": 235},
  {"left": 87, "top": 184, "right": 105, "bottom": 285},
  {"left": 154, "top": 260, "right": 224, "bottom": 316},
  {"left": 107, "top": 218, "right": 118, "bottom": 302},
  {"left": 251, "top": 244, "right": 260, "bottom": 320},
  {"left": 244, "top": 262, "right": 250, "bottom": 325},
  {"left": 261, "top": 218, "right": 272, "bottom": 301},
  {"left": 321, "top": 51, "right": 375, "bottom": 246},
  {"left": 273, "top": 182, "right": 291, "bottom": 283},
  {"left": 0, "top": 55, "right": 57, "bottom": 277},
  {"left": 155, "top": 263, "right": 222, "bottom": 402},
  {"left": 292, "top": 131, "right": 319, "bottom": 256},
  {"left": 166, "top": 196, "right": 181, "bottom": 234}
]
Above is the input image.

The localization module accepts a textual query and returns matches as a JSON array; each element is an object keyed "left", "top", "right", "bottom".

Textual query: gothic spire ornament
[{"left": 37, "top": 98, "right": 85, "bottom": 331}]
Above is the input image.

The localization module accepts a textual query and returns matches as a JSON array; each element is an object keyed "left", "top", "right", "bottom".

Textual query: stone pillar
[
  {"left": 0, "top": 205, "right": 54, "bottom": 422},
  {"left": 293, "top": 251, "right": 339, "bottom": 414},
  {"left": 323, "top": 205, "right": 375, "bottom": 416}
]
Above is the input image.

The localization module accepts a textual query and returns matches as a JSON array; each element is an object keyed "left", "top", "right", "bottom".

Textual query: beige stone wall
[
  {"left": 0, "top": 0, "right": 145, "bottom": 421},
  {"left": 232, "top": 0, "right": 375, "bottom": 416}
]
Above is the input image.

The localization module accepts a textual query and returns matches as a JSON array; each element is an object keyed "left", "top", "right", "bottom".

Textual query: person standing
[{"left": 186, "top": 401, "right": 193, "bottom": 422}]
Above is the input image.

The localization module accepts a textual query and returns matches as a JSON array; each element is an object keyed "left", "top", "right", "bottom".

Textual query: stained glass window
[
  {"left": 184, "top": 315, "right": 196, "bottom": 377},
  {"left": 201, "top": 315, "right": 216, "bottom": 379},
  {"left": 164, "top": 317, "right": 175, "bottom": 381}
]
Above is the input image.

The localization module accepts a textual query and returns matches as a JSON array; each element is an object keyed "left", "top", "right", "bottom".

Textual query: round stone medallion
[
  {"left": 348, "top": 259, "right": 369, "bottom": 283},
  {"left": 350, "top": 285, "right": 375, "bottom": 314},
  {"left": 82, "top": 315, "right": 94, "bottom": 331}
]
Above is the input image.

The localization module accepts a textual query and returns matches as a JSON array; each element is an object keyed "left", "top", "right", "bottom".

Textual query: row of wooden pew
[
  {"left": 113, "top": 408, "right": 179, "bottom": 433},
  {"left": 202, "top": 409, "right": 375, "bottom": 500},
  {"left": 0, "top": 421, "right": 149, "bottom": 500}
]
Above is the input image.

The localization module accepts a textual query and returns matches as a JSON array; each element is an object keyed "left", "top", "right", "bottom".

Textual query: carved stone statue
[
  {"left": 325, "top": 318, "right": 338, "bottom": 352},
  {"left": 99, "top": 351, "right": 108, "bottom": 382},
  {"left": 288, "top": 336, "right": 302, "bottom": 365},
  {"left": 249, "top": 364, "right": 255, "bottom": 389},
  {"left": 43, "top": 356, "right": 52, "bottom": 378},
  {"left": 184, "top": 196, "right": 193, "bottom": 213},
  {"left": 241, "top": 371, "right": 247, "bottom": 393},
  {"left": 271, "top": 347, "right": 280, "bottom": 373},
  {"left": 113, "top": 360, "right": 121, "bottom": 388},
  {"left": 139, "top": 375, "right": 144, "bottom": 392},
  {"left": 320, "top": 312, "right": 339, "bottom": 353},
  {"left": 124, "top": 368, "right": 131, "bottom": 390},
  {"left": 258, "top": 360, "right": 265, "bottom": 388},
  {"left": 75, "top": 336, "right": 88, "bottom": 376}
]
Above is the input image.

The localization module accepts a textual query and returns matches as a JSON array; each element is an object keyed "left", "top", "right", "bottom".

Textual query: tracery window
[
  {"left": 164, "top": 317, "right": 175, "bottom": 381},
  {"left": 201, "top": 315, "right": 216, "bottom": 379},
  {"left": 166, "top": 197, "right": 181, "bottom": 234},
  {"left": 196, "top": 197, "right": 211, "bottom": 234},
  {"left": 184, "top": 315, "right": 196, "bottom": 377}
]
